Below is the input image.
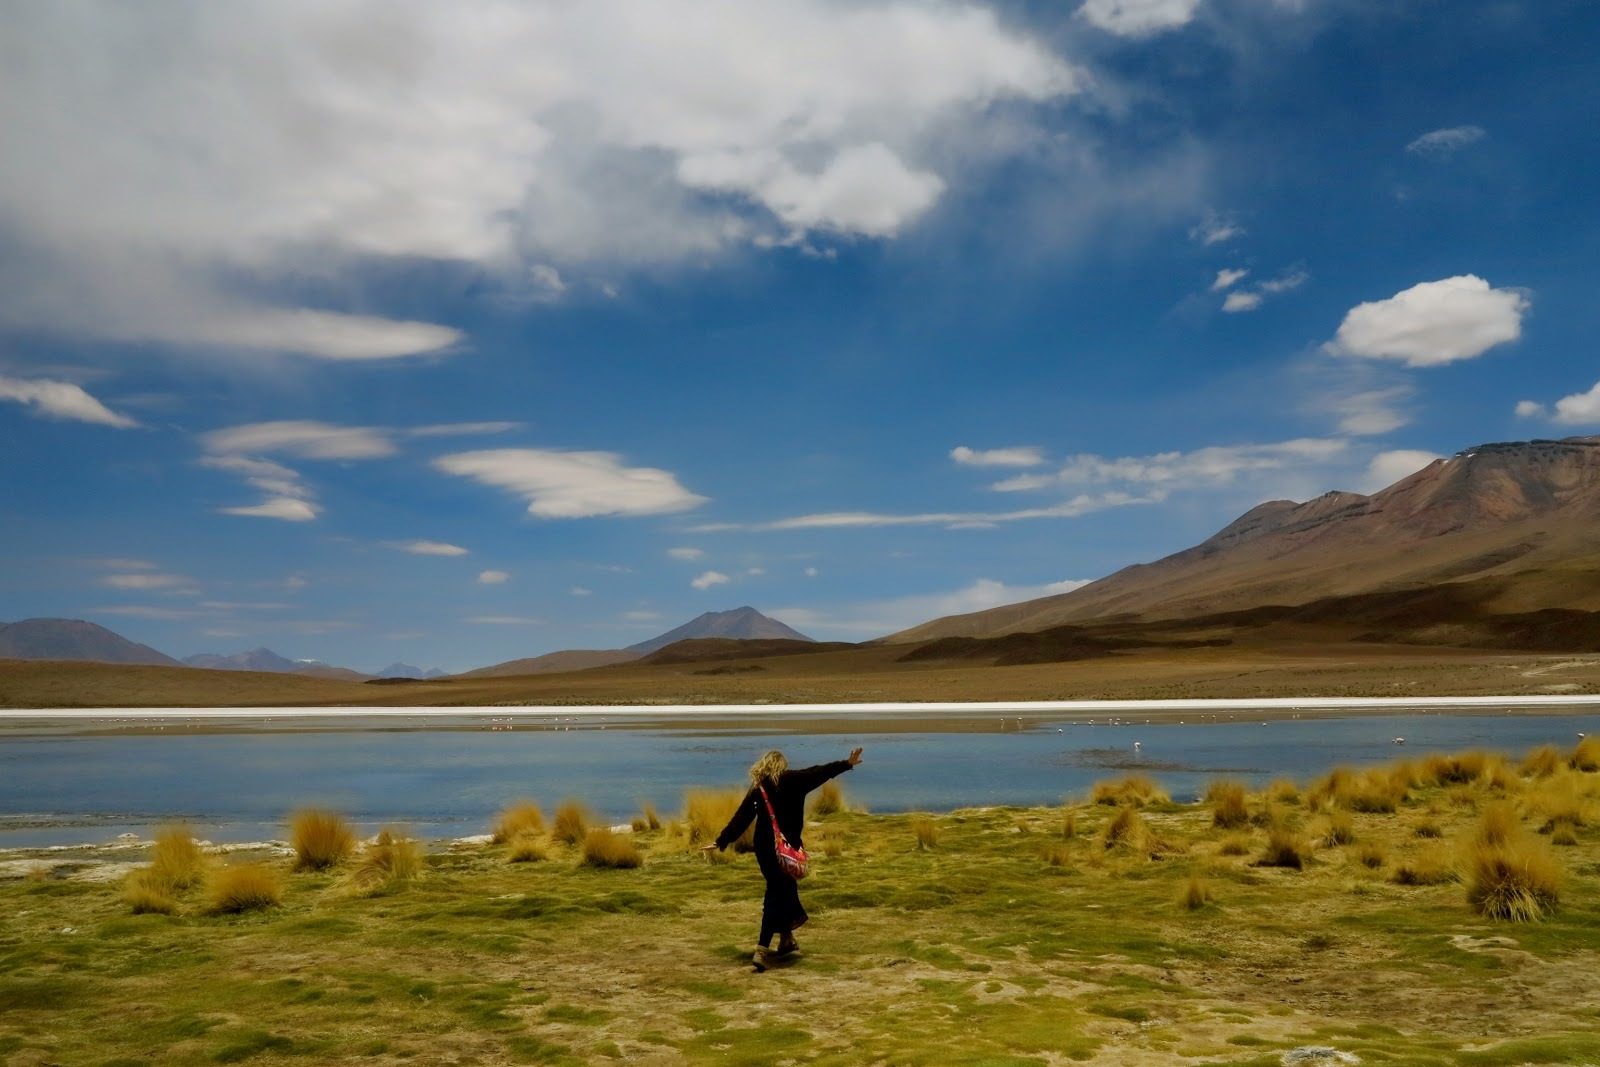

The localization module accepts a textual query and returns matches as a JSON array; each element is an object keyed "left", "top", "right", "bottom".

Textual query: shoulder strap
[{"left": 756, "top": 784, "right": 785, "bottom": 840}]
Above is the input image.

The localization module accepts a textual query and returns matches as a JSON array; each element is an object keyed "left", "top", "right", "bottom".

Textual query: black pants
[{"left": 756, "top": 847, "right": 807, "bottom": 945}]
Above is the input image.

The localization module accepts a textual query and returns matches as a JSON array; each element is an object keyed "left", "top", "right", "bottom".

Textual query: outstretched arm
[{"left": 787, "top": 747, "right": 865, "bottom": 795}]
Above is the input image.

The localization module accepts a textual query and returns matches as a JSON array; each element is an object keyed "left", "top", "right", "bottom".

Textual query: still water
[{"left": 3, "top": 706, "right": 1596, "bottom": 847}]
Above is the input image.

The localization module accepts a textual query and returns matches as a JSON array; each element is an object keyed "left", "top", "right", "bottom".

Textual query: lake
[{"left": 3, "top": 701, "right": 1596, "bottom": 847}]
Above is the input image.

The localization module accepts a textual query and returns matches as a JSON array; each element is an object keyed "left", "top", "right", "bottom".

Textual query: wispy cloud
[
  {"left": 407, "top": 421, "right": 522, "bottom": 438},
  {"left": 199, "top": 454, "right": 320, "bottom": 523},
  {"left": 693, "top": 492, "right": 1153, "bottom": 532},
  {"left": 950, "top": 445, "right": 1045, "bottom": 468},
  {"left": 202, "top": 421, "right": 396, "bottom": 460},
  {"left": 1079, "top": 0, "right": 1203, "bottom": 38},
  {"left": 434, "top": 448, "right": 707, "bottom": 519},
  {"left": 1221, "top": 291, "right": 1262, "bottom": 313},
  {"left": 387, "top": 540, "right": 470, "bottom": 557},
  {"left": 991, "top": 438, "right": 1348, "bottom": 493},
  {"left": 0, "top": 374, "right": 137, "bottom": 428},
  {"left": 465, "top": 615, "right": 545, "bottom": 626},
  {"left": 101, "top": 572, "right": 198, "bottom": 594},
  {"left": 476, "top": 570, "right": 511, "bottom": 584},
  {"left": 691, "top": 570, "right": 731, "bottom": 590},
  {"left": 773, "top": 577, "right": 1094, "bottom": 638},
  {"left": 1211, "top": 268, "right": 1248, "bottom": 292},
  {"left": 1406, "top": 125, "right": 1486, "bottom": 158},
  {"left": 1190, "top": 209, "right": 1243, "bottom": 246},
  {"left": 667, "top": 546, "right": 705, "bottom": 561}
]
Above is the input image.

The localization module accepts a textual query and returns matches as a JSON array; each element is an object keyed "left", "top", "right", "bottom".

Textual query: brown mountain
[
  {"left": 624, "top": 607, "right": 813, "bottom": 655},
  {"left": 889, "top": 436, "right": 1600, "bottom": 642},
  {"left": 457, "top": 649, "right": 642, "bottom": 678},
  {"left": 0, "top": 618, "right": 180, "bottom": 666}
]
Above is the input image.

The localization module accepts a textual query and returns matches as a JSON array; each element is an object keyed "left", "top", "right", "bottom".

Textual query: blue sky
[{"left": 2, "top": 0, "right": 1597, "bottom": 672}]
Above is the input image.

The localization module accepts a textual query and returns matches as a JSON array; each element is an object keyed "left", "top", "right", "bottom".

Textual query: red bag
[{"left": 757, "top": 784, "right": 808, "bottom": 880}]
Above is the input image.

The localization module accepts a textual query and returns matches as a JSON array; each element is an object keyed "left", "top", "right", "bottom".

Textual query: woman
[{"left": 702, "top": 746, "right": 863, "bottom": 971}]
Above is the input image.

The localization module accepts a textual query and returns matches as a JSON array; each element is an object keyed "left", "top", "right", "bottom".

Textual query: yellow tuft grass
[
  {"left": 1521, "top": 745, "right": 1563, "bottom": 778},
  {"left": 684, "top": 787, "right": 753, "bottom": 851},
  {"left": 1464, "top": 807, "right": 1563, "bottom": 921},
  {"left": 1413, "top": 818, "right": 1444, "bottom": 839},
  {"left": 551, "top": 800, "right": 588, "bottom": 846},
  {"left": 491, "top": 801, "right": 545, "bottom": 845},
  {"left": 1061, "top": 810, "right": 1078, "bottom": 840},
  {"left": 1356, "top": 842, "right": 1387, "bottom": 869},
  {"left": 149, "top": 825, "right": 207, "bottom": 890},
  {"left": 911, "top": 816, "right": 938, "bottom": 850},
  {"left": 1570, "top": 736, "right": 1600, "bottom": 773},
  {"left": 630, "top": 803, "right": 662, "bottom": 833},
  {"left": 809, "top": 780, "right": 846, "bottom": 817},
  {"left": 1266, "top": 778, "right": 1301, "bottom": 806},
  {"left": 1098, "top": 807, "right": 1175, "bottom": 859},
  {"left": 1092, "top": 774, "right": 1168, "bottom": 808},
  {"left": 1321, "top": 810, "right": 1356, "bottom": 847},
  {"left": 1042, "top": 842, "right": 1071, "bottom": 867},
  {"left": 204, "top": 863, "right": 283, "bottom": 915},
  {"left": 817, "top": 829, "right": 844, "bottom": 859},
  {"left": 1311, "top": 766, "right": 1405, "bottom": 813},
  {"left": 507, "top": 834, "right": 547, "bottom": 863},
  {"left": 581, "top": 828, "right": 642, "bottom": 869},
  {"left": 1179, "top": 874, "right": 1213, "bottom": 911},
  {"left": 289, "top": 809, "right": 355, "bottom": 872},
  {"left": 1206, "top": 780, "right": 1249, "bottom": 829},
  {"left": 341, "top": 829, "right": 422, "bottom": 897},
  {"left": 1391, "top": 849, "right": 1454, "bottom": 886},
  {"left": 1529, "top": 776, "right": 1588, "bottom": 835},
  {"left": 1550, "top": 825, "right": 1579, "bottom": 847},
  {"left": 1255, "top": 826, "right": 1310, "bottom": 870},
  {"left": 1218, "top": 834, "right": 1250, "bottom": 857},
  {"left": 122, "top": 869, "right": 179, "bottom": 915}
]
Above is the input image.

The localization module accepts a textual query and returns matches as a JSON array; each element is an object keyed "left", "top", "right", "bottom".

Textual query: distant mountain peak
[
  {"left": 0, "top": 618, "right": 179, "bottom": 666},
  {"left": 625, "top": 607, "right": 812, "bottom": 655}
]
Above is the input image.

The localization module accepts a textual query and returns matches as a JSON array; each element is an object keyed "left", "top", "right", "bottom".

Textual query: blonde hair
[{"left": 749, "top": 750, "right": 788, "bottom": 786}]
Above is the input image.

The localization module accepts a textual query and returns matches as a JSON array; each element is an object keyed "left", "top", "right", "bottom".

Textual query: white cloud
[
  {"left": 1221, "top": 291, "right": 1262, "bottom": 313},
  {"left": 0, "top": 3, "right": 1076, "bottom": 356},
  {"left": 407, "top": 422, "right": 522, "bottom": 438},
  {"left": 434, "top": 448, "right": 706, "bottom": 519},
  {"left": 466, "top": 615, "right": 545, "bottom": 626},
  {"left": 570, "top": 586, "right": 593, "bottom": 597},
  {"left": 1258, "top": 268, "right": 1308, "bottom": 294},
  {"left": 773, "top": 576, "right": 1095, "bottom": 638},
  {"left": 996, "top": 438, "right": 1348, "bottom": 492},
  {"left": 804, "top": 567, "right": 820, "bottom": 578},
  {"left": 1406, "top": 125, "right": 1486, "bottom": 158},
  {"left": 477, "top": 570, "right": 510, "bottom": 585},
  {"left": 1079, "top": 0, "right": 1203, "bottom": 37},
  {"left": 0, "top": 374, "right": 137, "bottom": 428},
  {"left": 691, "top": 570, "right": 731, "bottom": 590},
  {"left": 1547, "top": 381, "right": 1600, "bottom": 426},
  {"left": 1361, "top": 449, "right": 1442, "bottom": 493},
  {"left": 1326, "top": 275, "right": 1529, "bottom": 367},
  {"left": 667, "top": 546, "right": 705, "bottom": 561},
  {"left": 219, "top": 498, "right": 319, "bottom": 522},
  {"left": 388, "top": 540, "right": 469, "bottom": 557},
  {"left": 694, "top": 492, "right": 1153, "bottom": 532},
  {"left": 1190, "top": 209, "right": 1243, "bottom": 245},
  {"left": 1328, "top": 387, "right": 1412, "bottom": 436},
  {"left": 1514, "top": 400, "right": 1546, "bottom": 419},
  {"left": 85, "top": 605, "right": 207, "bottom": 620},
  {"left": 102, "top": 572, "right": 196, "bottom": 592},
  {"left": 1211, "top": 268, "right": 1248, "bottom": 292},
  {"left": 950, "top": 445, "right": 1045, "bottom": 468},
  {"left": 201, "top": 421, "right": 395, "bottom": 460},
  {"left": 746, "top": 567, "right": 766, "bottom": 576}
]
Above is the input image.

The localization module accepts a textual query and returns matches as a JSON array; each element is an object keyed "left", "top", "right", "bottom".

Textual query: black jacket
[{"left": 715, "top": 760, "right": 852, "bottom": 852}]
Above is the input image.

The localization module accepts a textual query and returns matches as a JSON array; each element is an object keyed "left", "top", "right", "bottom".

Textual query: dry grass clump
[
  {"left": 809, "top": 780, "right": 846, "bottom": 817},
  {"left": 1550, "top": 825, "right": 1579, "bottom": 847},
  {"left": 289, "top": 809, "right": 355, "bottom": 872},
  {"left": 1529, "top": 777, "right": 1588, "bottom": 835},
  {"left": 1061, "top": 810, "right": 1078, "bottom": 840},
  {"left": 342, "top": 829, "right": 422, "bottom": 897},
  {"left": 1250, "top": 801, "right": 1290, "bottom": 829},
  {"left": 1266, "top": 778, "right": 1301, "bottom": 806},
  {"left": 1321, "top": 811, "right": 1356, "bottom": 847},
  {"left": 204, "top": 863, "right": 283, "bottom": 915},
  {"left": 122, "top": 869, "right": 180, "bottom": 915},
  {"left": 507, "top": 835, "right": 547, "bottom": 863},
  {"left": 1420, "top": 750, "right": 1511, "bottom": 790},
  {"left": 1391, "top": 848, "right": 1454, "bottom": 886},
  {"left": 1413, "top": 818, "right": 1444, "bottom": 839},
  {"left": 1218, "top": 834, "right": 1250, "bottom": 857},
  {"left": 149, "top": 826, "right": 207, "bottom": 890},
  {"left": 491, "top": 801, "right": 545, "bottom": 844},
  {"left": 911, "top": 816, "right": 938, "bottom": 850},
  {"left": 631, "top": 803, "right": 662, "bottom": 833},
  {"left": 581, "top": 828, "right": 642, "bottom": 869},
  {"left": 1092, "top": 774, "right": 1169, "bottom": 808},
  {"left": 1254, "top": 826, "right": 1310, "bottom": 870},
  {"left": 1098, "top": 807, "right": 1176, "bottom": 859},
  {"left": 817, "top": 829, "right": 844, "bottom": 859},
  {"left": 1179, "top": 874, "right": 1214, "bottom": 911},
  {"left": 1521, "top": 745, "right": 1564, "bottom": 778},
  {"left": 551, "top": 800, "right": 588, "bottom": 846},
  {"left": 1042, "top": 842, "right": 1072, "bottom": 867},
  {"left": 1311, "top": 766, "right": 1405, "bottom": 813},
  {"left": 1464, "top": 806, "right": 1562, "bottom": 921},
  {"left": 684, "top": 788, "right": 753, "bottom": 851},
  {"left": 1356, "top": 843, "right": 1387, "bottom": 869},
  {"left": 1206, "top": 780, "right": 1249, "bottom": 829},
  {"left": 1570, "top": 736, "right": 1600, "bottom": 773}
]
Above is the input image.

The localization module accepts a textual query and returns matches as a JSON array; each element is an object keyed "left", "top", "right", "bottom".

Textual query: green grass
[{"left": 3, "top": 766, "right": 1600, "bottom": 1064}]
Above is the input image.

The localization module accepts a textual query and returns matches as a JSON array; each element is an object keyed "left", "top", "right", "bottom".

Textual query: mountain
[
  {"left": 624, "top": 607, "right": 814, "bottom": 655},
  {"left": 457, "top": 649, "right": 643, "bottom": 678},
  {"left": 890, "top": 436, "right": 1600, "bottom": 642},
  {"left": 373, "top": 662, "right": 448, "bottom": 680},
  {"left": 182, "top": 647, "right": 370, "bottom": 681},
  {"left": 0, "top": 618, "right": 179, "bottom": 666}
]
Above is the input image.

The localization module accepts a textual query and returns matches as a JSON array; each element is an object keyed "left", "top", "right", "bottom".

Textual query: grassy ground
[{"left": 4, "top": 754, "right": 1600, "bottom": 1066}]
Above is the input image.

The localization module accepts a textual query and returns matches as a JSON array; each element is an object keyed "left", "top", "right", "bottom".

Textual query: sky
[{"left": 2, "top": 0, "right": 1597, "bottom": 673}]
